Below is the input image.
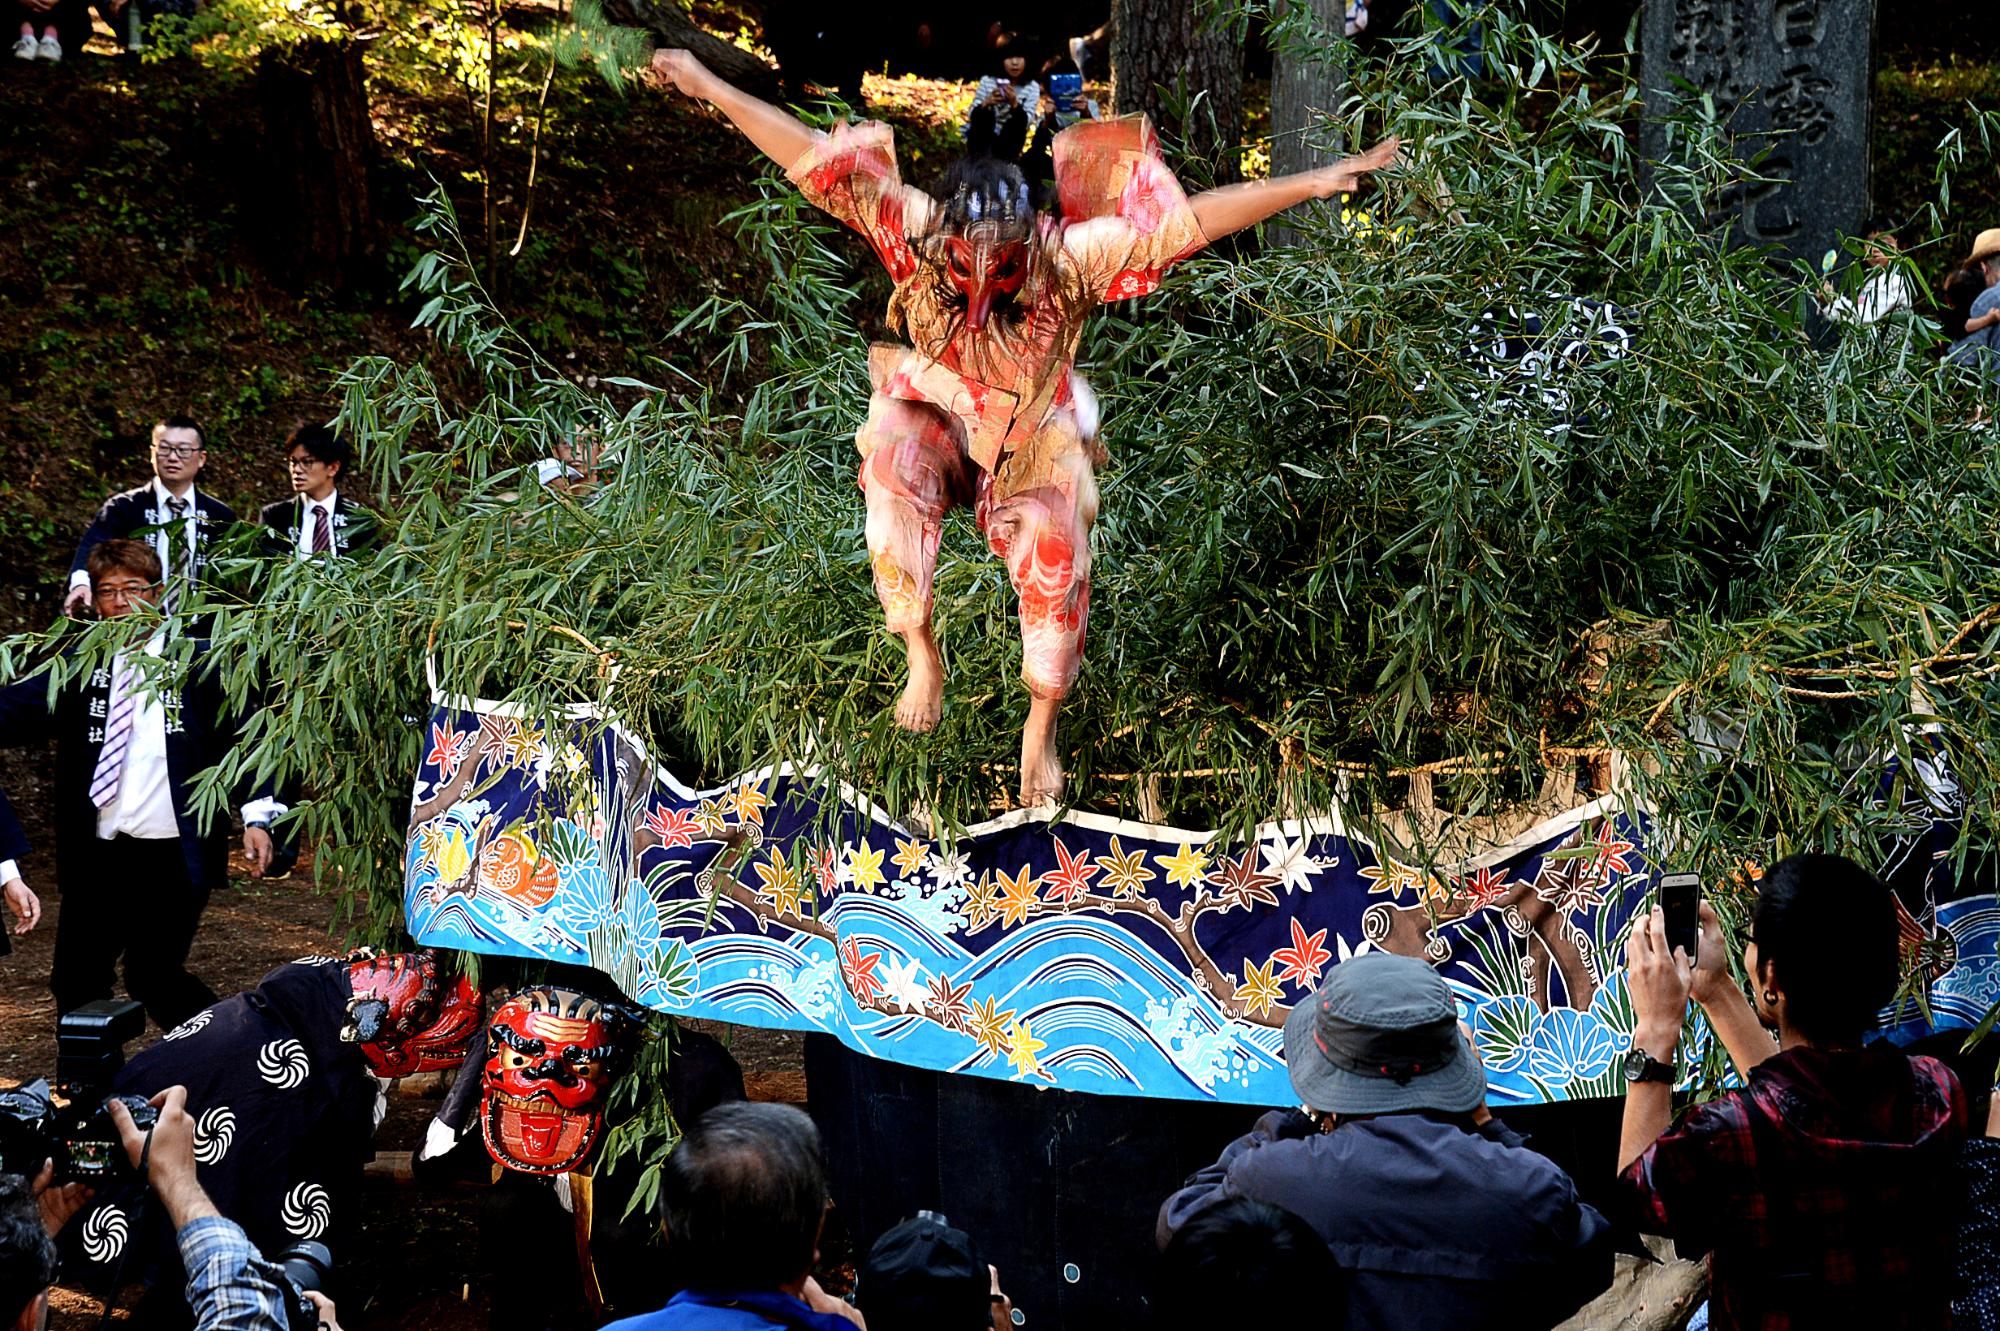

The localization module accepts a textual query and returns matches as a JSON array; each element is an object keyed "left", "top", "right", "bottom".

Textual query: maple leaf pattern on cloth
[
  {"left": 1260, "top": 834, "right": 1326, "bottom": 895},
  {"left": 892, "top": 836, "right": 930, "bottom": 880},
  {"left": 1237, "top": 957, "right": 1285, "bottom": 1018},
  {"left": 729, "top": 782, "right": 773, "bottom": 825},
  {"left": 1270, "top": 917, "right": 1333, "bottom": 991},
  {"left": 1095, "top": 836, "right": 1156, "bottom": 899},
  {"left": 1157, "top": 842, "right": 1210, "bottom": 890},
  {"left": 1534, "top": 851, "right": 1608, "bottom": 916},
  {"left": 839, "top": 937, "right": 886, "bottom": 1005},
  {"left": 426, "top": 724, "right": 472, "bottom": 780},
  {"left": 846, "top": 840, "right": 888, "bottom": 893},
  {"left": 961, "top": 873, "right": 1002, "bottom": 930},
  {"left": 996, "top": 865, "right": 1041, "bottom": 927},
  {"left": 645, "top": 806, "right": 702, "bottom": 850},
  {"left": 1042, "top": 839, "right": 1102, "bottom": 907},
  {"left": 1586, "top": 821, "right": 1636, "bottom": 885},
  {"left": 1360, "top": 858, "right": 1423, "bottom": 899},
  {"left": 881, "top": 954, "right": 928, "bottom": 1013},
  {"left": 752, "top": 849, "right": 809, "bottom": 917},
  {"left": 694, "top": 798, "right": 732, "bottom": 838},
  {"left": 968, "top": 996, "right": 1016, "bottom": 1056},
  {"left": 498, "top": 720, "right": 544, "bottom": 769},
  {"left": 1453, "top": 864, "right": 1511, "bottom": 913},
  {"left": 1006, "top": 1019, "right": 1049, "bottom": 1079},
  {"left": 925, "top": 975, "right": 974, "bottom": 1032},
  {"left": 1206, "top": 852, "right": 1280, "bottom": 913},
  {"left": 808, "top": 844, "right": 840, "bottom": 896}
]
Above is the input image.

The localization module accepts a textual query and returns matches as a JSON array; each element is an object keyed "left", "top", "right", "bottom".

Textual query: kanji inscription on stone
[{"left": 1642, "top": 0, "right": 1876, "bottom": 265}]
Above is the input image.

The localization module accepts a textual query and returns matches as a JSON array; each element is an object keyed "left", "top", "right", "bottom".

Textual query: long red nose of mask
[{"left": 947, "top": 235, "right": 1027, "bottom": 332}]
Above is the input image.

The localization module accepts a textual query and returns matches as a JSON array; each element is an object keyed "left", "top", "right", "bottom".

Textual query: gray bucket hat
[{"left": 1281, "top": 951, "right": 1486, "bottom": 1116}]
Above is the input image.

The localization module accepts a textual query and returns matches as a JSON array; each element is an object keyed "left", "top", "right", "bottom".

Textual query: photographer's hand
[
  {"left": 31, "top": 1158, "right": 93, "bottom": 1237},
  {"left": 800, "top": 1277, "right": 865, "bottom": 1328},
  {"left": 109, "top": 1086, "right": 219, "bottom": 1228},
  {"left": 304, "top": 1291, "right": 345, "bottom": 1331}
]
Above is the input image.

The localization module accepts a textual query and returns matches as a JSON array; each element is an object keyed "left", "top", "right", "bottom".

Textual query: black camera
[
  {"left": 274, "top": 1239, "right": 332, "bottom": 1331},
  {"left": 0, "top": 999, "right": 151, "bottom": 1181}
]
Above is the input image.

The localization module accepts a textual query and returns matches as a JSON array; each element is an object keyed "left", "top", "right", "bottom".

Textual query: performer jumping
[{"left": 652, "top": 50, "right": 1397, "bottom": 803}]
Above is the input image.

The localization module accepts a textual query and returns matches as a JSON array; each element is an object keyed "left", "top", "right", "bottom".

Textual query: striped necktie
[
  {"left": 88, "top": 657, "right": 141, "bottom": 809},
  {"left": 312, "top": 503, "right": 332, "bottom": 555}
]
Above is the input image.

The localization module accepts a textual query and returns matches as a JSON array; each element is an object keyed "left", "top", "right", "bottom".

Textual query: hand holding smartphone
[{"left": 1659, "top": 872, "right": 1699, "bottom": 964}]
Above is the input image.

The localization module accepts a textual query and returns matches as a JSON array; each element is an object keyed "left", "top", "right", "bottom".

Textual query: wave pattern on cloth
[{"left": 401, "top": 704, "right": 1973, "bottom": 1105}]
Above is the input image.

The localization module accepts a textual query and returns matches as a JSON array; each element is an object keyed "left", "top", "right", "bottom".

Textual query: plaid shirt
[
  {"left": 180, "top": 1216, "right": 290, "bottom": 1331},
  {"left": 1617, "top": 1046, "right": 1966, "bottom": 1331}
]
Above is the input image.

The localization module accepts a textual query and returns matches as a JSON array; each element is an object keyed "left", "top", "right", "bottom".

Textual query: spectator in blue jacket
[
  {"left": 602, "top": 1102, "right": 863, "bottom": 1330},
  {"left": 1157, "top": 951, "right": 1614, "bottom": 1330}
]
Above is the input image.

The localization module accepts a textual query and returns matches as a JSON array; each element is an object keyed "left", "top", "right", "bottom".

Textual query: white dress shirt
[
  {"left": 295, "top": 491, "right": 339, "bottom": 558},
  {"left": 1828, "top": 270, "right": 1913, "bottom": 326},
  {"left": 66, "top": 478, "right": 204, "bottom": 595},
  {"left": 95, "top": 633, "right": 284, "bottom": 839}
]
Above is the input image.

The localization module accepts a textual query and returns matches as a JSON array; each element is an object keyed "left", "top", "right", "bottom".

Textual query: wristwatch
[{"left": 1623, "top": 1048, "right": 1677, "bottom": 1085}]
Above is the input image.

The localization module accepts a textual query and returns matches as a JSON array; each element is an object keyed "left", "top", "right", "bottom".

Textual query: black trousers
[
  {"left": 51, "top": 834, "right": 217, "bottom": 1030},
  {"left": 966, "top": 102, "right": 1030, "bottom": 161}
]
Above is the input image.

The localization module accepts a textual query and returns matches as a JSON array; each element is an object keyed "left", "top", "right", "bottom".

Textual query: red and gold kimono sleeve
[
  {"left": 1053, "top": 115, "right": 1209, "bottom": 303},
  {"left": 786, "top": 120, "right": 937, "bottom": 284}
]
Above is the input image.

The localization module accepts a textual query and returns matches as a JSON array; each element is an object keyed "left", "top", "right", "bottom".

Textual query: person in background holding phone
[
  {"left": 1020, "top": 71, "right": 1099, "bottom": 208},
  {"left": 964, "top": 32, "right": 1039, "bottom": 162},
  {"left": 1617, "top": 854, "right": 1967, "bottom": 1330}
]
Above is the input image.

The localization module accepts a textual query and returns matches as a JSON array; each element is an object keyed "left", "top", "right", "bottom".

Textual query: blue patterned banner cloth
[{"left": 402, "top": 703, "right": 1981, "bottom": 1106}]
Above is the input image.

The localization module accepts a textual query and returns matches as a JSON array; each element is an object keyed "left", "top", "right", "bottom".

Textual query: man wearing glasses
[
  {"left": 1, "top": 540, "right": 280, "bottom": 1029},
  {"left": 62, "top": 416, "right": 238, "bottom": 620},
  {"left": 257, "top": 421, "right": 381, "bottom": 561}
]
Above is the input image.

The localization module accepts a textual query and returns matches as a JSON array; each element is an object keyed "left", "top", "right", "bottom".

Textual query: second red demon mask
[{"left": 340, "top": 950, "right": 485, "bottom": 1079}]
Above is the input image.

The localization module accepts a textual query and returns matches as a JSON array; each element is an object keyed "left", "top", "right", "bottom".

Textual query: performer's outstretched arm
[
  {"left": 650, "top": 49, "right": 822, "bottom": 169},
  {"left": 1188, "top": 137, "right": 1401, "bottom": 241}
]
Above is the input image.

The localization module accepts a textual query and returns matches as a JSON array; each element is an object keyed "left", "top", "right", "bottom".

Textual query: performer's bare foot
[
  {"left": 896, "top": 625, "right": 944, "bottom": 732},
  {"left": 1019, "top": 692, "right": 1064, "bottom": 806}
]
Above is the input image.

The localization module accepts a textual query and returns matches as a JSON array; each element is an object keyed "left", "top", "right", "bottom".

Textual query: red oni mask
[
  {"left": 480, "top": 987, "right": 629, "bottom": 1175},
  {"left": 340, "top": 950, "right": 484, "bottom": 1078},
  {"left": 944, "top": 227, "right": 1028, "bottom": 331}
]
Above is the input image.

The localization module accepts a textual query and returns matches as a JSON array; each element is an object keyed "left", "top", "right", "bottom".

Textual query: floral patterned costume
[{"left": 788, "top": 116, "right": 1207, "bottom": 698}]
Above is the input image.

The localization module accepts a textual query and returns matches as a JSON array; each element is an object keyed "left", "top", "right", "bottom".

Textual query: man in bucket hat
[
  {"left": 1158, "top": 952, "right": 1614, "bottom": 1330},
  {"left": 1948, "top": 228, "right": 2000, "bottom": 377}
]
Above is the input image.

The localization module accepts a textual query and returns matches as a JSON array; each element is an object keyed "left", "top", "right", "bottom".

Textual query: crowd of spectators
[{"left": 516, "top": 855, "right": 2000, "bottom": 1328}]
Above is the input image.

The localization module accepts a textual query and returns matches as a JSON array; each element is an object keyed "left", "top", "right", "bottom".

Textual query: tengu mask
[
  {"left": 480, "top": 986, "right": 632, "bottom": 1174},
  {"left": 945, "top": 226, "right": 1028, "bottom": 331},
  {"left": 340, "top": 949, "right": 484, "bottom": 1079},
  {"left": 939, "top": 165, "right": 1033, "bottom": 331}
]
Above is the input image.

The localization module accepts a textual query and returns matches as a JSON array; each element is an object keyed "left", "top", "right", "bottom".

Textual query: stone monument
[{"left": 1641, "top": 0, "right": 1878, "bottom": 267}]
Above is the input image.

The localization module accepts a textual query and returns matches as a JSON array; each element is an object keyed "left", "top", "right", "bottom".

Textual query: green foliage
[
  {"left": 9, "top": 16, "right": 1997, "bottom": 1003},
  {"left": 550, "top": 0, "right": 653, "bottom": 96}
]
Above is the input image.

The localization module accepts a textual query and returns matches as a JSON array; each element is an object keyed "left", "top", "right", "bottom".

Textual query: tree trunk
[
  {"left": 255, "top": 38, "right": 378, "bottom": 294},
  {"left": 599, "top": 0, "right": 779, "bottom": 96},
  {"left": 1268, "top": 0, "right": 1345, "bottom": 245},
  {"left": 1110, "top": 0, "right": 1244, "bottom": 185}
]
